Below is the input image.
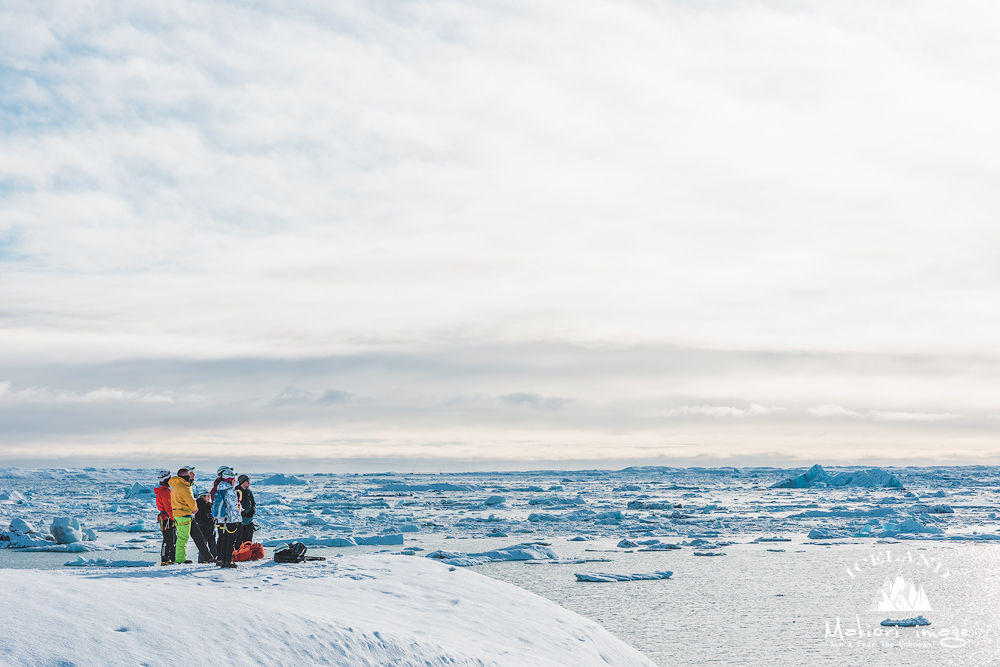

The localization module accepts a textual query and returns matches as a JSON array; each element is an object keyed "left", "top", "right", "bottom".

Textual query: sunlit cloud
[{"left": 808, "top": 404, "right": 959, "bottom": 421}]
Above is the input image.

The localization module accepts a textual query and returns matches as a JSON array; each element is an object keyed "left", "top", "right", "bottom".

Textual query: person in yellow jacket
[{"left": 169, "top": 466, "right": 199, "bottom": 564}]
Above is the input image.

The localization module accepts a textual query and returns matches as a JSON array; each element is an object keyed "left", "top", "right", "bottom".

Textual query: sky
[{"left": 1, "top": 0, "right": 999, "bottom": 470}]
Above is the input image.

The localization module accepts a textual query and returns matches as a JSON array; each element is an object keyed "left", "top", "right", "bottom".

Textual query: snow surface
[{"left": 0, "top": 555, "right": 655, "bottom": 667}]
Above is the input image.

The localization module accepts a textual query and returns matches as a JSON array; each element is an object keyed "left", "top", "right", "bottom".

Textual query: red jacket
[{"left": 155, "top": 485, "right": 174, "bottom": 518}]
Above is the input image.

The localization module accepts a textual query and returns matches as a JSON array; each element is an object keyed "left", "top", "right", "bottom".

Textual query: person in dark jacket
[
  {"left": 236, "top": 474, "right": 256, "bottom": 548},
  {"left": 195, "top": 493, "right": 218, "bottom": 562}
]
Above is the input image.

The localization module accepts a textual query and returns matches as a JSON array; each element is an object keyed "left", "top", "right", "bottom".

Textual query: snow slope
[{"left": 0, "top": 554, "right": 655, "bottom": 667}]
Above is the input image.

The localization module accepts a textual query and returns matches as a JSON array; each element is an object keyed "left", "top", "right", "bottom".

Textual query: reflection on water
[{"left": 471, "top": 540, "right": 1000, "bottom": 667}]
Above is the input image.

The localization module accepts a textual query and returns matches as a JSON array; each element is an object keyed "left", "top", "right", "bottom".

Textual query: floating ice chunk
[
  {"left": 50, "top": 517, "right": 82, "bottom": 544},
  {"left": 0, "top": 490, "right": 25, "bottom": 503},
  {"left": 64, "top": 557, "right": 154, "bottom": 567},
  {"left": 82, "top": 528, "right": 98, "bottom": 541},
  {"left": 485, "top": 495, "right": 506, "bottom": 506},
  {"left": 426, "top": 543, "right": 559, "bottom": 566},
  {"left": 693, "top": 552, "right": 726, "bottom": 556},
  {"left": 926, "top": 490, "right": 949, "bottom": 498},
  {"left": 399, "top": 525, "right": 419, "bottom": 533},
  {"left": 575, "top": 571, "right": 672, "bottom": 582},
  {"left": 567, "top": 536, "right": 592, "bottom": 542},
  {"left": 302, "top": 516, "right": 328, "bottom": 526},
  {"left": 927, "top": 504, "right": 954, "bottom": 514},
  {"left": 878, "top": 519, "right": 944, "bottom": 536},
  {"left": 9, "top": 518, "right": 35, "bottom": 535},
  {"left": 755, "top": 537, "right": 791, "bottom": 542},
  {"left": 639, "top": 543, "right": 681, "bottom": 551},
  {"left": 1, "top": 531, "right": 52, "bottom": 548},
  {"left": 807, "top": 528, "right": 852, "bottom": 540},
  {"left": 881, "top": 616, "right": 930, "bottom": 627},
  {"left": 617, "top": 539, "right": 639, "bottom": 548},
  {"left": 626, "top": 501, "right": 681, "bottom": 510},
  {"left": 258, "top": 474, "right": 308, "bottom": 486},
  {"left": 253, "top": 492, "right": 288, "bottom": 506}
]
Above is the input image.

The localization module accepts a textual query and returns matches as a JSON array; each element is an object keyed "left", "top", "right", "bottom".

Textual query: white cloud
[
  {"left": 665, "top": 404, "right": 784, "bottom": 418},
  {"left": 807, "top": 404, "right": 863, "bottom": 418},
  {"left": 0, "top": 2, "right": 997, "bottom": 463},
  {"left": 808, "top": 404, "right": 958, "bottom": 421},
  {"left": 0, "top": 381, "right": 173, "bottom": 404},
  {"left": 866, "top": 410, "right": 958, "bottom": 422}
]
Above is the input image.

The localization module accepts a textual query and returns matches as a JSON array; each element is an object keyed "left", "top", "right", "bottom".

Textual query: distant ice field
[{"left": 2, "top": 465, "right": 1000, "bottom": 665}]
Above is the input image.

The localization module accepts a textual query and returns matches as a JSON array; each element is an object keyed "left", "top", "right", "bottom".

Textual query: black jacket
[
  {"left": 195, "top": 496, "right": 214, "bottom": 528},
  {"left": 240, "top": 487, "right": 256, "bottom": 520}
]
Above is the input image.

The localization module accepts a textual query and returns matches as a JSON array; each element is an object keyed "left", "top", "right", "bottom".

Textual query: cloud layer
[{"left": 1, "top": 1, "right": 999, "bottom": 465}]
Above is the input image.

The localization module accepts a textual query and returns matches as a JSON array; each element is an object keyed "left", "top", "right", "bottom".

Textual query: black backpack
[
  {"left": 273, "top": 542, "right": 308, "bottom": 563},
  {"left": 273, "top": 541, "right": 325, "bottom": 563}
]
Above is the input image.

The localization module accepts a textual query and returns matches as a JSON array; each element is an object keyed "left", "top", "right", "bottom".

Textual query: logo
[
  {"left": 877, "top": 575, "right": 932, "bottom": 612},
  {"left": 823, "top": 549, "right": 970, "bottom": 650}
]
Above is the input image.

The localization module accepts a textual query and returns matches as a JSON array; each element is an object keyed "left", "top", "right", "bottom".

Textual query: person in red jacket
[{"left": 154, "top": 470, "right": 176, "bottom": 566}]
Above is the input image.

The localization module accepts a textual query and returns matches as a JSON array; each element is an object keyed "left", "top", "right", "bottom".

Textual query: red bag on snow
[{"left": 233, "top": 542, "right": 265, "bottom": 562}]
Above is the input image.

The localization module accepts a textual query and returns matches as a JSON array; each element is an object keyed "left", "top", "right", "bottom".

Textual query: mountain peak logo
[{"left": 877, "top": 575, "right": 932, "bottom": 611}]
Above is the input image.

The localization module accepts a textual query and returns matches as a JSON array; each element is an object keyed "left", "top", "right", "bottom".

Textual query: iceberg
[
  {"left": 258, "top": 474, "right": 308, "bottom": 486},
  {"left": 123, "top": 482, "right": 154, "bottom": 499},
  {"left": 50, "top": 517, "right": 83, "bottom": 544},
  {"left": 426, "top": 543, "right": 559, "bottom": 566},
  {"left": 771, "top": 464, "right": 904, "bottom": 489},
  {"left": 8, "top": 518, "right": 35, "bottom": 534}
]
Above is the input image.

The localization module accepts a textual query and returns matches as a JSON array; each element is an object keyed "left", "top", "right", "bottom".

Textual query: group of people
[{"left": 154, "top": 465, "right": 257, "bottom": 568}]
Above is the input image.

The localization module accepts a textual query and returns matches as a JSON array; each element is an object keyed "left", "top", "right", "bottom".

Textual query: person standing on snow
[
  {"left": 212, "top": 466, "right": 242, "bottom": 568},
  {"left": 169, "top": 466, "right": 205, "bottom": 564},
  {"left": 236, "top": 474, "right": 256, "bottom": 548},
  {"left": 154, "top": 470, "right": 175, "bottom": 566},
  {"left": 195, "top": 492, "right": 218, "bottom": 562}
]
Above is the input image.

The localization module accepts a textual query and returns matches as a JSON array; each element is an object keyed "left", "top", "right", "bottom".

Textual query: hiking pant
[
  {"left": 160, "top": 522, "right": 176, "bottom": 564},
  {"left": 217, "top": 522, "right": 240, "bottom": 565},
  {"left": 236, "top": 522, "right": 254, "bottom": 548},
  {"left": 189, "top": 517, "right": 214, "bottom": 563},
  {"left": 197, "top": 519, "right": 218, "bottom": 559},
  {"left": 175, "top": 516, "right": 193, "bottom": 563}
]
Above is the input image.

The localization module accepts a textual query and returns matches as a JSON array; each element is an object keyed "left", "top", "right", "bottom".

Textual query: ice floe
[{"left": 575, "top": 571, "right": 673, "bottom": 582}]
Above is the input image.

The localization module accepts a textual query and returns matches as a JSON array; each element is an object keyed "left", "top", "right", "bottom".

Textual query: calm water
[{"left": 470, "top": 538, "right": 998, "bottom": 667}]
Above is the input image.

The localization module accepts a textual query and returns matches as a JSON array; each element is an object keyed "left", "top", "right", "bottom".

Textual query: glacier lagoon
[{"left": 2, "top": 465, "right": 999, "bottom": 665}]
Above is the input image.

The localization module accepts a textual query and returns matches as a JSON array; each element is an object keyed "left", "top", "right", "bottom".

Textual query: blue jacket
[{"left": 211, "top": 479, "right": 242, "bottom": 524}]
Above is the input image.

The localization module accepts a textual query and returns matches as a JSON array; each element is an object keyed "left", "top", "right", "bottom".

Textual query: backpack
[
  {"left": 273, "top": 542, "right": 308, "bottom": 563},
  {"left": 273, "top": 541, "right": 326, "bottom": 563},
  {"left": 233, "top": 542, "right": 265, "bottom": 562}
]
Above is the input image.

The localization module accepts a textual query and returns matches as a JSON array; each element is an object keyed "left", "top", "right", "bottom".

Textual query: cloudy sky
[{"left": 1, "top": 0, "right": 999, "bottom": 470}]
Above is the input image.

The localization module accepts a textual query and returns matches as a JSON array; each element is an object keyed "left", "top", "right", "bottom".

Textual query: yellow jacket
[{"left": 169, "top": 476, "right": 198, "bottom": 516}]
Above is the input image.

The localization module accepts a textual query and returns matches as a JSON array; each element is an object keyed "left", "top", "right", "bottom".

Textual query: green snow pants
[{"left": 175, "top": 515, "right": 193, "bottom": 563}]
